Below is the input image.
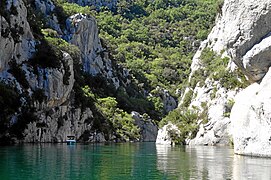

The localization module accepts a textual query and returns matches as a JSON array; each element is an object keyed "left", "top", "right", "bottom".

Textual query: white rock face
[
  {"left": 187, "top": 0, "right": 271, "bottom": 151},
  {"left": 198, "top": 0, "right": 271, "bottom": 156},
  {"left": 156, "top": 122, "right": 180, "bottom": 145},
  {"left": 66, "top": 13, "right": 121, "bottom": 88},
  {"left": 187, "top": 79, "right": 237, "bottom": 146},
  {"left": 231, "top": 68, "right": 271, "bottom": 157},
  {"left": 205, "top": 0, "right": 271, "bottom": 82}
]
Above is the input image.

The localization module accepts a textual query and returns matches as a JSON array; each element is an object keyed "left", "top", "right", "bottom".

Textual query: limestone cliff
[
  {"left": 185, "top": 0, "right": 271, "bottom": 156},
  {"left": 231, "top": 68, "right": 271, "bottom": 157},
  {"left": 157, "top": 0, "right": 271, "bottom": 156},
  {"left": 209, "top": 0, "right": 271, "bottom": 157},
  {"left": 0, "top": 0, "right": 94, "bottom": 143},
  {"left": 0, "top": 0, "right": 157, "bottom": 143}
]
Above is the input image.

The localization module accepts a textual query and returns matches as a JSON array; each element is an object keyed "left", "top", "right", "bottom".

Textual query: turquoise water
[{"left": 0, "top": 143, "right": 271, "bottom": 180}]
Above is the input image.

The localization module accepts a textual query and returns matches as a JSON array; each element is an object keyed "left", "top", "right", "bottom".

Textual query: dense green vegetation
[
  {"left": 90, "top": 0, "right": 221, "bottom": 142},
  {"left": 51, "top": 0, "right": 220, "bottom": 139},
  {"left": 159, "top": 109, "right": 199, "bottom": 144},
  {"left": 95, "top": 0, "right": 219, "bottom": 95},
  {"left": 82, "top": 85, "right": 140, "bottom": 141},
  {"left": 0, "top": 0, "right": 233, "bottom": 143},
  {"left": 192, "top": 48, "right": 249, "bottom": 90}
]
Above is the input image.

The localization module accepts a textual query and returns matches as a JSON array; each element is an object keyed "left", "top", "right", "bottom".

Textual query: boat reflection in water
[{"left": 66, "top": 136, "right": 76, "bottom": 145}]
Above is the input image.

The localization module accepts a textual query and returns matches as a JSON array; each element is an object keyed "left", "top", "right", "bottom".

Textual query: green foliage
[
  {"left": 82, "top": 85, "right": 96, "bottom": 99},
  {"left": 44, "top": 35, "right": 80, "bottom": 61},
  {"left": 30, "top": 30, "right": 80, "bottom": 69},
  {"left": 30, "top": 38, "right": 62, "bottom": 69},
  {"left": 147, "top": 96, "right": 164, "bottom": 115},
  {"left": 53, "top": 0, "right": 94, "bottom": 26},
  {"left": 199, "top": 102, "right": 209, "bottom": 124},
  {"left": 39, "top": 0, "right": 219, "bottom": 131},
  {"left": 181, "top": 89, "right": 194, "bottom": 108},
  {"left": 74, "top": 82, "right": 141, "bottom": 141},
  {"left": 95, "top": 0, "right": 218, "bottom": 95},
  {"left": 160, "top": 109, "right": 199, "bottom": 144},
  {"left": 189, "top": 69, "right": 205, "bottom": 88},
  {"left": 223, "top": 98, "right": 235, "bottom": 117},
  {"left": 97, "top": 97, "right": 140, "bottom": 141},
  {"left": 114, "top": 86, "right": 158, "bottom": 118},
  {"left": 58, "top": 2, "right": 93, "bottom": 16},
  {"left": 199, "top": 48, "right": 249, "bottom": 90},
  {"left": 41, "top": 28, "right": 59, "bottom": 38}
]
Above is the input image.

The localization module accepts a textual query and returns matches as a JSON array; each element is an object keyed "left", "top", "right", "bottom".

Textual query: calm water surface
[{"left": 0, "top": 143, "right": 271, "bottom": 179}]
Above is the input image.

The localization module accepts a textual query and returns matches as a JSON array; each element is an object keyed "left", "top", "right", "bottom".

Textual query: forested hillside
[
  {"left": 53, "top": 0, "right": 222, "bottom": 140},
  {"left": 0, "top": 0, "right": 222, "bottom": 143}
]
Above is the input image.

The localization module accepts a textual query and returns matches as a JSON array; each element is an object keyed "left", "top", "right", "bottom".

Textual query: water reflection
[
  {"left": 156, "top": 144, "right": 192, "bottom": 179},
  {"left": 1, "top": 143, "right": 271, "bottom": 179},
  {"left": 156, "top": 145, "right": 271, "bottom": 180},
  {"left": 233, "top": 155, "right": 271, "bottom": 180}
]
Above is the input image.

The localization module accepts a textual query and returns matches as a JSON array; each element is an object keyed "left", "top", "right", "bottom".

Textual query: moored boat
[{"left": 66, "top": 136, "right": 76, "bottom": 145}]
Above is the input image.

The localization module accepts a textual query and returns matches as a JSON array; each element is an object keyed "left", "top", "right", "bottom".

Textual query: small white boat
[{"left": 66, "top": 136, "right": 76, "bottom": 145}]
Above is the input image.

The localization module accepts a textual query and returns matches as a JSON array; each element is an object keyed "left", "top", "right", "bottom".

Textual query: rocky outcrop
[
  {"left": 26, "top": 52, "right": 75, "bottom": 109},
  {"left": 132, "top": 111, "right": 158, "bottom": 142},
  {"left": 156, "top": 122, "right": 180, "bottom": 145},
  {"left": 201, "top": 0, "right": 271, "bottom": 82},
  {"left": 66, "top": 13, "right": 128, "bottom": 88},
  {"left": 188, "top": 0, "right": 271, "bottom": 157},
  {"left": 1, "top": 0, "right": 154, "bottom": 143},
  {"left": 188, "top": 81, "right": 236, "bottom": 146},
  {"left": 24, "top": 107, "right": 93, "bottom": 142},
  {"left": 231, "top": 68, "right": 271, "bottom": 157},
  {"left": 157, "top": 79, "right": 237, "bottom": 146},
  {"left": 0, "top": 0, "right": 35, "bottom": 73},
  {"left": 34, "top": 0, "right": 62, "bottom": 33},
  {"left": 0, "top": 0, "right": 96, "bottom": 143},
  {"left": 203, "top": 0, "right": 271, "bottom": 156}
]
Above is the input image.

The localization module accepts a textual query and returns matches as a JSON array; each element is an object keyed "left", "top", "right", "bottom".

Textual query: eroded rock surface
[
  {"left": 206, "top": 0, "right": 271, "bottom": 82},
  {"left": 231, "top": 68, "right": 271, "bottom": 157},
  {"left": 132, "top": 111, "right": 158, "bottom": 142}
]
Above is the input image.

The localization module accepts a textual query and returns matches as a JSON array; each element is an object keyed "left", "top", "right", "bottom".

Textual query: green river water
[{"left": 0, "top": 142, "right": 271, "bottom": 180}]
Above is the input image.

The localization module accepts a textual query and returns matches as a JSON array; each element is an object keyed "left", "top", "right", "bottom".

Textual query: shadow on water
[{"left": 0, "top": 143, "right": 271, "bottom": 179}]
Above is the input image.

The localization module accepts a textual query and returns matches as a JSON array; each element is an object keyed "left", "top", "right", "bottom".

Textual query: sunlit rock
[
  {"left": 66, "top": 13, "right": 121, "bottom": 88},
  {"left": 231, "top": 68, "right": 271, "bottom": 157},
  {"left": 205, "top": 0, "right": 271, "bottom": 82},
  {"left": 156, "top": 122, "right": 180, "bottom": 145}
]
